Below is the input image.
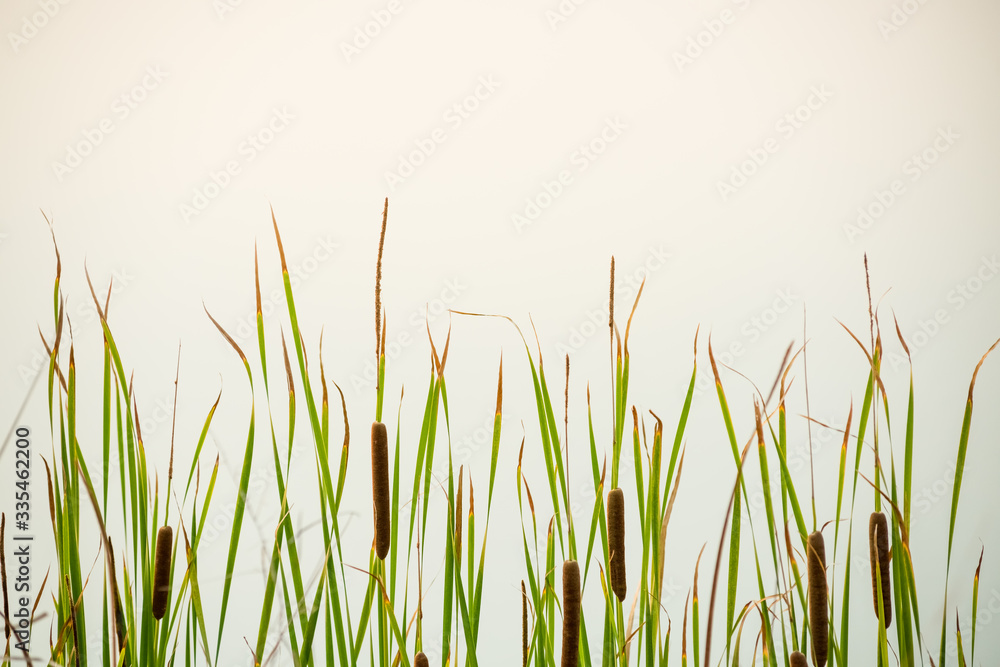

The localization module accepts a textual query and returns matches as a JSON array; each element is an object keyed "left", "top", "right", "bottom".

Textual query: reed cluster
[{"left": 23, "top": 205, "right": 998, "bottom": 667}]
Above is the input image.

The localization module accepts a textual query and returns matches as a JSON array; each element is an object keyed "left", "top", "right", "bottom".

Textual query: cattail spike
[
  {"left": 869, "top": 511, "right": 892, "bottom": 627},
  {"left": 414, "top": 651, "right": 429, "bottom": 667},
  {"left": 789, "top": 650, "right": 808, "bottom": 667},
  {"left": 807, "top": 530, "right": 828, "bottom": 667},
  {"left": 608, "top": 488, "right": 626, "bottom": 602},
  {"left": 152, "top": 525, "right": 173, "bottom": 620},
  {"left": 609, "top": 256, "right": 616, "bottom": 336},
  {"left": 561, "top": 560, "right": 580, "bottom": 667},
  {"left": 371, "top": 421, "right": 391, "bottom": 560}
]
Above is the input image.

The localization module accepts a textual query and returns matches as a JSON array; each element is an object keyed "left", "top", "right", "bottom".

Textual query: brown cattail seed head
[
  {"left": 414, "top": 651, "right": 429, "bottom": 667},
  {"left": 869, "top": 511, "right": 892, "bottom": 628},
  {"left": 371, "top": 421, "right": 390, "bottom": 560},
  {"left": 152, "top": 525, "right": 173, "bottom": 620},
  {"left": 561, "top": 560, "right": 581, "bottom": 667},
  {"left": 607, "top": 487, "right": 626, "bottom": 602},
  {"left": 789, "top": 650, "right": 808, "bottom": 667},
  {"left": 807, "top": 530, "right": 828, "bottom": 667}
]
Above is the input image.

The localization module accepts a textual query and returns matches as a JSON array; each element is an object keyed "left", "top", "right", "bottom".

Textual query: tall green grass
[{"left": 11, "top": 207, "right": 998, "bottom": 667}]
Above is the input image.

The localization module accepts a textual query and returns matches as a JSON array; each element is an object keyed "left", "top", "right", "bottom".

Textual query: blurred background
[{"left": 1, "top": 0, "right": 998, "bottom": 663}]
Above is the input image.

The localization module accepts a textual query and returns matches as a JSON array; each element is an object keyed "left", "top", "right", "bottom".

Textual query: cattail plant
[
  {"left": 607, "top": 487, "right": 626, "bottom": 602},
  {"left": 151, "top": 525, "right": 173, "bottom": 621},
  {"left": 29, "top": 209, "right": 1000, "bottom": 667},
  {"left": 807, "top": 530, "right": 828, "bottom": 667},
  {"left": 869, "top": 511, "right": 892, "bottom": 627},
  {"left": 561, "top": 560, "right": 580, "bottom": 667},
  {"left": 371, "top": 421, "right": 391, "bottom": 560}
]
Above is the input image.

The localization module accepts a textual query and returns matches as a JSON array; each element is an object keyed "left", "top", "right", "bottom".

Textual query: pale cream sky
[{"left": 2, "top": 0, "right": 999, "bottom": 663}]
